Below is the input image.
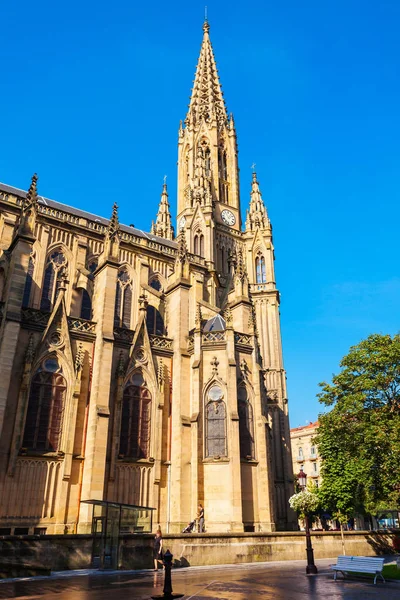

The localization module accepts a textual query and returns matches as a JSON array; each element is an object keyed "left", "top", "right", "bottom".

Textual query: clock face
[
  {"left": 221, "top": 209, "right": 236, "bottom": 227},
  {"left": 179, "top": 216, "right": 186, "bottom": 230}
]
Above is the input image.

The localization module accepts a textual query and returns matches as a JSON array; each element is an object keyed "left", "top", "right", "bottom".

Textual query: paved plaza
[{"left": 0, "top": 558, "right": 399, "bottom": 600}]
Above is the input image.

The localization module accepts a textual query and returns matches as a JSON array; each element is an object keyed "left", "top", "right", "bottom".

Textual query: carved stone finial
[
  {"left": 210, "top": 355, "right": 219, "bottom": 374},
  {"left": 25, "top": 334, "right": 35, "bottom": 365},
  {"left": 138, "top": 293, "right": 149, "bottom": 311},
  {"left": 75, "top": 343, "right": 84, "bottom": 372},
  {"left": 117, "top": 351, "right": 125, "bottom": 377}
]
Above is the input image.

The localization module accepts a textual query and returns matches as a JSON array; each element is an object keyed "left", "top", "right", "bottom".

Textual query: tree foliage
[{"left": 315, "top": 334, "right": 400, "bottom": 518}]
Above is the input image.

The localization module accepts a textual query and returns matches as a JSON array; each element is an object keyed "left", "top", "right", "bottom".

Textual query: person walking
[
  {"left": 153, "top": 528, "right": 163, "bottom": 571},
  {"left": 198, "top": 504, "right": 205, "bottom": 533}
]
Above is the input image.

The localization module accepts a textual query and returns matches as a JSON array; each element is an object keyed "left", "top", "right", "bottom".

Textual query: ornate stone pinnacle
[
  {"left": 25, "top": 173, "right": 38, "bottom": 207},
  {"left": 151, "top": 181, "right": 174, "bottom": 241},
  {"left": 75, "top": 343, "right": 84, "bottom": 372},
  {"left": 235, "top": 246, "right": 246, "bottom": 282},
  {"left": 211, "top": 355, "right": 219, "bottom": 374},
  {"left": 108, "top": 202, "right": 120, "bottom": 237},
  {"left": 246, "top": 172, "right": 270, "bottom": 232},
  {"left": 177, "top": 230, "right": 188, "bottom": 264}
]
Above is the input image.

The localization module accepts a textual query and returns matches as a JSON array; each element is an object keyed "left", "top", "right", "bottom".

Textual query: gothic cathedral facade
[{"left": 0, "top": 22, "right": 295, "bottom": 534}]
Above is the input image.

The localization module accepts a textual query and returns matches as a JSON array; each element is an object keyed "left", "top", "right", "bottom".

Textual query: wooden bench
[{"left": 331, "top": 555, "right": 385, "bottom": 585}]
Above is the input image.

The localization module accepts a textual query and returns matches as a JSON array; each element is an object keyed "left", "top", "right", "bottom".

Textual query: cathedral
[{"left": 0, "top": 21, "right": 295, "bottom": 535}]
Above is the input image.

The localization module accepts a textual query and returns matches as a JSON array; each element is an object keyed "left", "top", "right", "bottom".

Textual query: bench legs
[{"left": 373, "top": 572, "right": 386, "bottom": 585}]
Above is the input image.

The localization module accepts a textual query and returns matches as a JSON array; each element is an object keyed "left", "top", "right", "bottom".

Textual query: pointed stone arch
[{"left": 22, "top": 353, "right": 68, "bottom": 453}]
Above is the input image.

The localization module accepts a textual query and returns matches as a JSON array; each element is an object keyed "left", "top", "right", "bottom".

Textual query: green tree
[{"left": 315, "top": 333, "right": 400, "bottom": 521}]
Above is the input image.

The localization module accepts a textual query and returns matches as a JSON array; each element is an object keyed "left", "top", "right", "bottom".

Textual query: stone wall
[{"left": 0, "top": 531, "right": 397, "bottom": 572}]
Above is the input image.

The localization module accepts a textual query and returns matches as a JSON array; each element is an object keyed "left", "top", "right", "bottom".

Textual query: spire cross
[
  {"left": 251, "top": 163, "right": 256, "bottom": 172},
  {"left": 163, "top": 174, "right": 167, "bottom": 184},
  {"left": 204, "top": 5, "right": 208, "bottom": 21}
]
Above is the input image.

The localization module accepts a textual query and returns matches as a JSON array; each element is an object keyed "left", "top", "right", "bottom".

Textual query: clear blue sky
[{"left": 1, "top": 1, "right": 400, "bottom": 428}]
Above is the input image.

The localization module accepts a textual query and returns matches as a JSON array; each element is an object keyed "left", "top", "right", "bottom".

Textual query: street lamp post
[{"left": 297, "top": 468, "right": 318, "bottom": 575}]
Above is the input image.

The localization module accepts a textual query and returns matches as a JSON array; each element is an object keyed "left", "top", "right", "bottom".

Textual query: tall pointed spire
[
  {"left": 245, "top": 172, "right": 270, "bottom": 232},
  {"left": 150, "top": 181, "right": 174, "bottom": 240},
  {"left": 186, "top": 20, "right": 228, "bottom": 127}
]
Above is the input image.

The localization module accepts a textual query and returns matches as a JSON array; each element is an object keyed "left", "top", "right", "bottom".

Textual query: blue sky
[{"left": 1, "top": 1, "right": 400, "bottom": 427}]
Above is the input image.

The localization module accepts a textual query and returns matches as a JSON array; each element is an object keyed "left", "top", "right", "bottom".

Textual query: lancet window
[
  {"left": 238, "top": 386, "right": 255, "bottom": 459},
  {"left": 22, "top": 356, "right": 66, "bottom": 452},
  {"left": 80, "top": 289, "right": 92, "bottom": 320},
  {"left": 146, "top": 305, "right": 165, "bottom": 335},
  {"left": 114, "top": 269, "right": 132, "bottom": 328},
  {"left": 205, "top": 385, "right": 227, "bottom": 458},
  {"left": 255, "top": 254, "right": 267, "bottom": 284},
  {"left": 194, "top": 232, "right": 204, "bottom": 258},
  {"left": 40, "top": 250, "right": 67, "bottom": 312},
  {"left": 22, "top": 252, "right": 35, "bottom": 308},
  {"left": 119, "top": 373, "right": 151, "bottom": 459}
]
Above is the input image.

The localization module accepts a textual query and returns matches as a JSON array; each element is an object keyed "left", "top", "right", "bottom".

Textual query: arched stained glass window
[
  {"left": 205, "top": 385, "right": 227, "bottom": 458},
  {"left": 40, "top": 250, "right": 67, "bottom": 311},
  {"left": 22, "top": 253, "right": 35, "bottom": 308},
  {"left": 120, "top": 374, "right": 151, "bottom": 459},
  {"left": 255, "top": 255, "right": 267, "bottom": 284},
  {"left": 114, "top": 269, "right": 133, "bottom": 328},
  {"left": 146, "top": 305, "right": 165, "bottom": 335},
  {"left": 238, "top": 386, "right": 255, "bottom": 459},
  {"left": 23, "top": 357, "right": 66, "bottom": 452}
]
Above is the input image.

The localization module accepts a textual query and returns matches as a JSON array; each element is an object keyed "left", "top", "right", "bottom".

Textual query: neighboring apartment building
[
  {"left": 290, "top": 421, "right": 321, "bottom": 488},
  {"left": 0, "top": 20, "right": 296, "bottom": 536}
]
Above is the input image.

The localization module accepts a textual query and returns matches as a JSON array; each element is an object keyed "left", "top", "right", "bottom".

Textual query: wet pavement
[{"left": 0, "top": 558, "right": 399, "bottom": 599}]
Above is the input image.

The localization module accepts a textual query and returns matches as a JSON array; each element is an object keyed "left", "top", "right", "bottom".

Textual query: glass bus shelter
[{"left": 81, "top": 499, "right": 155, "bottom": 569}]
